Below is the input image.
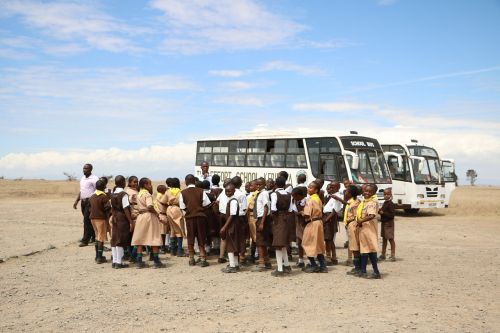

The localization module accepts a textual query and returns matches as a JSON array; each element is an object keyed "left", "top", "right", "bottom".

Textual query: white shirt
[
  {"left": 285, "top": 185, "right": 293, "bottom": 194},
  {"left": 234, "top": 188, "right": 248, "bottom": 216},
  {"left": 270, "top": 188, "right": 293, "bottom": 212},
  {"left": 79, "top": 174, "right": 99, "bottom": 199},
  {"left": 225, "top": 195, "right": 239, "bottom": 216},
  {"left": 255, "top": 190, "right": 270, "bottom": 217},
  {"left": 323, "top": 191, "right": 343, "bottom": 214},
  {"left": 217, "top": 191, "right": 228, "bottom": 214},
  {"left": 113, "top": 187, "right": 130, "bottom": 208},
  {"left": 199, "top": 173, "right": 212, "bottom": 185},
  {"left": 179, "top": 184, "right": 211, "bottom": 209}
]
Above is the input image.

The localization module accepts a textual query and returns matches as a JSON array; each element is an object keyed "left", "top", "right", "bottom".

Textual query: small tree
[
  {"left": 63, "top": 172, "right": 77, "bottom": 181},
  {"left": 466, "top": 169, "right": 477, "bottom": 186}
]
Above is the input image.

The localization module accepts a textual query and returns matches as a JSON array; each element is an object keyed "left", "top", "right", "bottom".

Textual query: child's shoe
[
  {"left": 389, "top": 256, "right": 396, "bottom": 262},
  {"left": 221, "top": 266, "right": 237, "bottom": 273},
  {"left": 271, "top": 269, "right": 285, "bottom": 277},
  {"left": 283, "top": 265, "right": 292, "bottom": 274},
  {"left": 378, "top": 254, "right": 386, "bottom": 261}
]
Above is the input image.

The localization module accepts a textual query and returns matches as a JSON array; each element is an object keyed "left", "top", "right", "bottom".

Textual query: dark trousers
[{"left": 81, "top": 199, "right": 95, "bottom": 243}]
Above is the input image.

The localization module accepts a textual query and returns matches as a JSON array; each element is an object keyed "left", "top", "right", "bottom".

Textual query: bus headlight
[{"left": 417, "top": 194, "right": 424, "bottom": 199}]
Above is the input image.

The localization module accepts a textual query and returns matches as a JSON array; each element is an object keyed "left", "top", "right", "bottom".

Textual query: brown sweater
[
  {"left": 89, "top": 193, "right": 110, "bottom": 219},
  {"left": 181, "top": 187, "right": 206, "bottom": 219}
]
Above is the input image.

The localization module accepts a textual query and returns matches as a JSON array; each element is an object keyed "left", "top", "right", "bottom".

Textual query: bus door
[{"left": 318, "top": 154, "right": 345, "bottom": 181}]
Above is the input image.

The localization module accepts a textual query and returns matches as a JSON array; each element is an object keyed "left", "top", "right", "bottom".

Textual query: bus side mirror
[
  {"left": 384, "top": 152, "right": 402, "bottom": 167},
  {"left": 344, "top": 151, "right": 359, "bottom": 170}
]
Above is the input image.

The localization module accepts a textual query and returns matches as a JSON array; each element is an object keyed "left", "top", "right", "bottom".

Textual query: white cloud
[
  {"left": 292, "top": 102, "right": 379, "bottom": 112},
  {"left": 0, "top": 143, "right": 196, "bottom": 180},
  {"left": 259, "top": 61, "right": 326, "bottom": 76},
  {"left": 0, "top": 1, "right": 149, "bottom": 53},
  {"left": 208, "top": 70, "right": 246, "bottom": 78},
  {"left": 151, "top": 0, "right": 305, "bottom": 54}
]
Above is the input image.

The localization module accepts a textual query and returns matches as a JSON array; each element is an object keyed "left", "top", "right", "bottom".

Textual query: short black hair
[
  {"left": 275, "top": 176, "right": 286, "bottom": 188},
  {"left": 292, "top": 186, "right": 306, "bottom": 197},
  {"left": 139, "top": 177, "right": 149, "bottom": 189},
  {"left": 165, "top": 177, "right": 173, "bottom": 187},
  {"left": 297, "top": 174, "right": 306, "bottom": 184},
  {"left": 128, "top": 176, "right": 138, "bottom": 184},
  {"left": 114, "top": 175, "right": 125, "bottom": 188},
  {"left": 212, "top": 174, "right": 220, "bottom": 186},
  {"left": 157, "top": 185, "right": 167, "bottom": 193},
  {"left": 202, "top": 180, "right": 211, "bottom": 190},
  {"left": 95, "top": 179, "right": 106, "bottom": 191},
  {"left": 171, "top": 178, "right": 181, "bottom": 188},
  {"left": 231, "top": 176, "right": 242, "bottom": 188},
  {"left": 347, "top": 185, "right": 359, "bottom": 197},
  {"left": 185, "top": 174, "right": 196, "bottom": 185},
  {"left": 195, "top": 180, "right": 203, "bottom": 188},
  {"left": 279, "top": 170, "right": 289, "bottom": 179},
  {"left": 84, "top": 163, "right": 93, "bottom": 170}
]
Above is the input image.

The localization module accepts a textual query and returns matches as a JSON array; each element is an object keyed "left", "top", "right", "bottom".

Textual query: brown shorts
[
  {"left": 91, "top": 218, "right": 108, "bottom": 242},
  {"left": 381, "top": 220, "right": 395, "bottom": 240},
  {"left": 185, "top": 216, "right": 207, "bottom": 247},
  {"left": 255, "top": 217, "right": 271, "bottom": 247}
]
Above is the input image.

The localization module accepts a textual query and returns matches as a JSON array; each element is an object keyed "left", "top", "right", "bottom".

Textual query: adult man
[
  {"left": 199, "top": 161, "right": 212, "bottom": 184},
  {"left": 73, "top": 163, "right": 99, "bottom": 247}
]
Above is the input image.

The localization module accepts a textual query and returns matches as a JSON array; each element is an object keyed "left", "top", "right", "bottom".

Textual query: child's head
[
  {"left": 244, "top": 182, "right": 251, "bottom": 193},
  {"left": 266, "top": 178, "right": 275, "bottom": 191},
  {"left": 202, "top": 180, "right": 211, "bottom": 190},
  {"left": 114, "top": 175, "right": 126, "bottom": 188},
  {"left": 224, "top": 182, "right": 235, "bottom": 198},
  {"left": 165, "top": 177, "right": 173, "bottom": 187},
  {"left": 99, "top": 177, "right": 108, "bottom": 186},
  {"left": 96, "top": 179, "right": 106, "bottom": 191},
  {"left": 278, "top": 170, "right": 289, "bottom": 181},
  {"left": 384, "top": 188, "right": 392, "bottom": 201},
  {"left": 212, "top": 174, "right": 220, "bottom": 187},
  {"left": 275, "top": 176, "right": 286, "bottom": 189},
  {"left": 297, "top": 173, "right": 307, "bottom": 185},
  {"left": 231, "top": 176, "right": 243, "bottom": 189},
  {"left": 157, "top": 185, "right": 167, "bottom": 194},
  {"left": 307, "top": 181, "right": 320, "bottom": 196},
  {"left": 185, "top": 174, "right": 196, "bottom": 186},
  {"left": 315, "top": 178, "right": 325, "bottom": 190},
  {"left": 171, "top": 178, "right": 181, "bottom": 188},
  {"left": 345, "top": 185, "right": 359, "bottom": 200},
  {"left": 363, "top": 184, "right": 376, "bottom": 199},
  {"left": 291, "top": 186, "right": 306, "bottom": 202},
  {"left": 249, "top": 180, "right": 257, "bottom": 192},
  {"left": 128, "top": 176, "right": 138, "bottom": 190},
  {"left": 195, "top": 180, "right": 203, "bottom": 188},
  {"left": 256, "top": 177, "right": 266, "bottom": 191},
  {"left": 223, "top": 178, "right": 232, "bottom": 187},
  {"left": 139, "top": 177, "right": 152, "bottom": 193}
]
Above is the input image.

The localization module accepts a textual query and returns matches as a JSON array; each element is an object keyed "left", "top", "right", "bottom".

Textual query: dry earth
[{"left": 0, "top": 180, "right": 499, "bottom": 332}]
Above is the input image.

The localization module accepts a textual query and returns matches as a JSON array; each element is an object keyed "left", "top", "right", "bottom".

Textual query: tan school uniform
[
  {"left": 357, "top": 198, "right": 379, "bottom": 254},
  {"left": 345, "top": 199, "right": 361, "bottom": 251},
  {"left": 131, "top": 189, "right": 163, "bottom": 246},
  {"left": 155, "top": 193, "right": 170, "bottom": 235},
  {"left": 301, "top": 194, "right": 325, "bottom": 257},
  {"left": 246, "top": 192, "right": 258, "bottom": 242},
  {"left": 125, "top": 187, "right": 139, "bottom": 228},
  {"left": 160, "top": 189, "right": 186, "bottom": 238}
]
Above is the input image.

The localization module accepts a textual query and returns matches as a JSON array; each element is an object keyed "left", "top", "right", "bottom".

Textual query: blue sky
[{"left": 1, "top": 0, "right": 499, "bottom": 184}]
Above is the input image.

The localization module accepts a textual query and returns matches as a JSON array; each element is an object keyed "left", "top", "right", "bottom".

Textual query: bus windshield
[
  {"left": 413, "top": 157, "right": 441, "bottom": 184},
  {"left": 347, "top": 149, "right": 392, "bottom": 184}
]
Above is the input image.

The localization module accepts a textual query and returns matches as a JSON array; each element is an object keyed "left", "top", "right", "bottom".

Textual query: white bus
[
  {"left": 441, "top": 158, "right": 457, "bottom": 207},
  {"left": 194, "top": 134, "right": 392, "bottom": 201},
  {"left": 381, "top": 142, "right": 446, "bottom": 213}
]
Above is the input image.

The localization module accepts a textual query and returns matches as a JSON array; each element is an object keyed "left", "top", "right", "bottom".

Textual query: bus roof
[{"left": 197, "top": 133, "right": 379, "bottom": 141}]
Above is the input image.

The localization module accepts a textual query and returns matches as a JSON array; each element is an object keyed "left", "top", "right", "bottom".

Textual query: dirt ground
[{"left": 0, "top": 180, "right": 499, "bottom": 332}]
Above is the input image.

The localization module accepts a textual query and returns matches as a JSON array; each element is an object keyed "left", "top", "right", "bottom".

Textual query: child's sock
[
  {"left": 308, "top": 257, "right": 317, "bottom": 267},
  {"left": 228, "top": 253, "right": 235, "bottom": 267},
  {"left": 111, "top": 247, "right": 117, "bottom": 263},
  {"left": 317, "top": 254, "right": 326, "bottom": 268},
  {"left": 282, "top": 248, "right": 289, "bottom": 266},
  {"left": 136, "top": 252, "right": 143, "bottom": 263},
  {"left": 94, "top": 243, "right": 98, "bottom": 260},
  {"left": 360, "top": 254, "right": 368, "bottom": 273},
  {"left": 353, "top": 256, "right": 361, "bottom": 271},
  {"left": 275, "top": 249, "right": 284, "bottom": 272},
  {"left": 116, "top": 247, "right": 124, "bottom": 264},
  {"left": 152, "top": 252, "right": 160, "bottom": 263},
  {"left": 368, "top": 252, "right": 380, "bottom": 275},
  {"left": 131, "top": 246, "right": 137, "bottom": 259},
  {"left": 97, "top": 242, "right": 104, "bottom": 258},
  {"left": 177, "top": 237, "right": 183, "bottom": 255}
]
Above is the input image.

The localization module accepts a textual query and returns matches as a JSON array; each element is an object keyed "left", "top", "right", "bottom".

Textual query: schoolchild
[
  {"left": 291, "top": 187, "right": 307, "bottom": 268},
  {"left": 110, "top": 175, "right": 132, "bottom": 269},
  {"left": 220, "top": 183, "right": 243, "bottom": 273},
  {"left": 379, "top": 188, "right": 396, "bottom": 261},
  {"left": 251, "top": 178, "right": 272, "bottom": 272},
  {"left": 89, "top": 179, "right": 111, "bottom": 264},
  {"left": 160, "top": 178, "right": 186, "bottom": 257},
  {"left": 155, "top": 184, "right": 170, "bottom": 254},
  {"left": 345, "top": 185, "right": 362, "bottom": 275}
]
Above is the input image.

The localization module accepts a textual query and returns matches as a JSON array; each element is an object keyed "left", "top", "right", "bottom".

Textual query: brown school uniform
[
  {"left": 160, "top": 189, "right": 186, "bottom": 238},
  {"left": 89, "top": 192, "right": 110, "bottom": 242},
  {"left": 322, "top": 196, "right": 337, "bottom": 241},
  {"left": 301, "top": 195, "right": 325, "bottom": 257},
  {"left": 155, "top": 193, "right": 170, "bottom": 235},
  {"left": 131, "top": 190, "right": 163, "bottom": 246},
  {"left": 246, "top": 192, "right": 257, "bottom": 242},
  {"left": 181, "top": 186, "right": 207, "bottom": 247},
  {"left": 223, "top": 198, "right": 245, "bottom": 254},
  {"left": 346, "top": 198, "right": 361, "bottom": 251},
  {"left": 380, "top": 200, "right": 395, "bottom": 240},
  {"left": 204, "top": 190, "right": 218, "bottom": 241},
  {"left": 294, "top": 199, "right": 306, "bottom": 240},
  {"left": 110, "top": 191, "right": 131, "bottom": 247},
  {"left": 358, "top": 198, "right": 379, "bottom": 254},
  {"left": 271, "top": 190, "right": 292, "bottom": 248}
]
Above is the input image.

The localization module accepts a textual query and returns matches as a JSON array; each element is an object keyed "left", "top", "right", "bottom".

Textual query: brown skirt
[
  {"left": 91, "top": 218, "right": 108, "bottom": 242},
  {"left": 185, "top": 216, "right": 207, "bottom": 247},
  {"left": 381, "top": 220, "right": 395, "bottom": 239},
  {"left": 271, "top": 212, "right": 290, "bottom": 248},
  {"left": 224, "top": 216, "right": 246, "bottom": 254},
  {"left": 111, "top": 211, "right": 131, "bottom": 247},
  {"left": 255, "top": 217, "right": 271, "bottom": 247},
  {"left": 347, "top": 221, "right": 360, "bottom": 251},
  {"left": 302, "top": 219, "right": 325, "bottom": 257}
]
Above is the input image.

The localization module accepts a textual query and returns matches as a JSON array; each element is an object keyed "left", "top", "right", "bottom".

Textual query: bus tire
[{"left": 404, "top": 208, "right": 420, "bottom": 215}]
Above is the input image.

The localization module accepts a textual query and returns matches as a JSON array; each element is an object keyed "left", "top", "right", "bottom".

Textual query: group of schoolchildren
[{"left": 87, "top": 166, "right": 396, "bottom": 279}]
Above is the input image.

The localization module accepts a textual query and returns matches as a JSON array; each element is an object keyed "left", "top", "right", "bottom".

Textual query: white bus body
[
  {"left": 441, "top": 158, "right": 457, "bottom": 207},
  {"left": 194, "top": 134, "right": 392, "bottom": 202},
  {"left": 381, "top": 143, "right": 446, "bottom": 213}
]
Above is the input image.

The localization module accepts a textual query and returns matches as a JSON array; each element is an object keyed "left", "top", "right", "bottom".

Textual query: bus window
[
  {"left": 213, "top": 140, "right": 229, "bottom": 153},
  {"left": 228, "top": 154, "right": 245, "bottom": 167},
  {"left": 286, "top": 154, "right": 307, "bottom": 168},
  {"left": 229, "top": 140, "right": 248, "bottom": 153},
  {"left": 196, "top": 141, "right": 213, "bottom": 165},
  {"left": 247, "top": 154, "right": 265, "bottom": 167},
  {"left": 305, "top": 139, "right": 320, "bottom": 177},
  {"left": 388, "top": 155, "right": 411, "bottom": 182},
  {"left": 265, "top": 154, "right": 285, "bottom": 167},
  {"left": 287, "top": 139, "right": 305, "bottom": 153},
  {"left": 267, "top": 139, "right": 286, "bottom": 153},
  {"left": 337, "top": 155, "right": 348, "bottom": 181},
  {"left": 248, "top": 140, "right": 266, "bottom": 153},
  {"left": 213, "top": 154, "right": 228, "bottom": 166}
]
